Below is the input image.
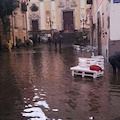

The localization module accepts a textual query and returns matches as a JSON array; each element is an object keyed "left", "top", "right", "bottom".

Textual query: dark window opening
[
  {"left": 113, "top": 0, "right": 120, "bottom": 3},
  {"left": 86, "top": 0, "right": 93, "bottom": 4}
]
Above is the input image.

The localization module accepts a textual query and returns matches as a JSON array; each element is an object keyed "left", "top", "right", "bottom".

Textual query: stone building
[
  {"left": 90, "top": 0, "right": 120, "bottom": 61},
  {"left": 27, "top": 0, "right": 91, "bottom": 40}
]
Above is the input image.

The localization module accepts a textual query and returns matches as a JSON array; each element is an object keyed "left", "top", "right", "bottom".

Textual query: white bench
[
  {"left": 70, "top": 57, "right": 104, "bottom": 78},
  {"left": 78, "top": 57, "right": 104, "bottom": 70}
]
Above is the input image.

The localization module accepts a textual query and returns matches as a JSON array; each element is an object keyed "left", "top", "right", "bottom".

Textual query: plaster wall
[
  {"left": 110, "top": 4, "right": 120, "bottom": 40},
  {"left": 91, "top": 0, "right": 110, "bottom": 59},
  {"left": 11, "top": 2, "right": 27, "bottom": 45}
]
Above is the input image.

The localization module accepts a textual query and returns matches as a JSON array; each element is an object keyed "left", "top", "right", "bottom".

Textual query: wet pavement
[{"left": 0, "top": 44, "right": 120, "bottom": 120}]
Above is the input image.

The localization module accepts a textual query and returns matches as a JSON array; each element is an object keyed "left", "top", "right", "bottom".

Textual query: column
[
  {"left": 40, "top": 0, "right": 45, "bottom": 30},
  {"left": 51, "top": 0, "right": 57, "bottom": 29},
  {"left": 80, "top": 0, "right": 85, "bottom": 28}
]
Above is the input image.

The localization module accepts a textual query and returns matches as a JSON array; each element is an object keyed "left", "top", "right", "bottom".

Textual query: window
[
  {"left": 14, "top": 16, "right": 17, "bottom": 28},
  {"left": 86, "top": 0, "right": 92, "bottom": 4},
  {"left": 113, "top": 0, "right": 120, "bottom": 3},
  {"left": 30, "top": 4, "right": 38, "bottom": 12}
]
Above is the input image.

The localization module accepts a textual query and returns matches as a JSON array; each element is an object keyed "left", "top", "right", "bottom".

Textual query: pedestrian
[
  {"left": 53, "top": 32, "right": 58, "bottom": 50},
  {"left": 109, "top": 52, "right": 120, "bottom": 74},
  {"left": 48, "top": 34, "right": 52, "bottom": 45},
  {"left": 58, "top": 32, "right": 63, "bottom": 48}
]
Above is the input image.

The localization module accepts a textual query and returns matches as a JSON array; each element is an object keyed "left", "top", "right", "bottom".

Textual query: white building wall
[{"left": 110, "top": 4, "right": 120, "bottom": 40}]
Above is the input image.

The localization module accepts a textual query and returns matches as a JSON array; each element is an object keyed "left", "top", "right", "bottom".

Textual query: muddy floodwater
[{"left": 0, "top": 44, "right": 120, "bottom": 120}]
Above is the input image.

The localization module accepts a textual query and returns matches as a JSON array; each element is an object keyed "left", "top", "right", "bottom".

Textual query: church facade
[{"left": 27, "top": 0, "right": 91, "bottom": 38}]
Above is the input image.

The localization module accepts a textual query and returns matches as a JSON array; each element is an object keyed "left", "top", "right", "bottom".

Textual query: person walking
[
  {"left": 109, "top": 52, "right": 120, "bottom": 74},
  {"left": 48, "top": 34, "right": 52, "bottom": 45},
  {"left": 53, "top": 32, "right": 58, "bottom": 50},
  {"left": 58, "top": 32, "right": 63, "bottom": 49}
]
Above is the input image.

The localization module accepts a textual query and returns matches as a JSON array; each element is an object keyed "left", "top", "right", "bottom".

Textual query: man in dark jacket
[
  {"left": 58, "top": 32, "right": 63, "bottom": 48},
  {"left": 109, "top": 52, "right": 120, "bottom": 73}
]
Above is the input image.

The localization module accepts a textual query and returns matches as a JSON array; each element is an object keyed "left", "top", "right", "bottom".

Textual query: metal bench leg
[
  {"left": 72, "top": 71, "right": 74, "bottom": 76},
  {"left": 93, "top": 74, "right": 97, "bottom": 78},
  {"left": 82, "top": 72, "right": 85, "bottom": 77}
]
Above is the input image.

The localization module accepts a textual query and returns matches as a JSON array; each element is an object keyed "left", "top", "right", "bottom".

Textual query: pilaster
[
  {"left": 51, "top": 0, "right": 57, "bottom": 29},
  {"left": 40, "top": 0, "right": 45, "bottom": 30}
]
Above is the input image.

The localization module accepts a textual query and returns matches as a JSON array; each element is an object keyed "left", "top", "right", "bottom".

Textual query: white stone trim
[
  {"left": 40, "top": 1, "right": 45, "bottom": 30},
  {"left": 26, "top": 11, "right": 30, "bottom": 31},
  {"left": 81, "top": 0, "right": 85, "bottom": 8},
  {"left": 51, "top": 1, "right": 57, "bottom": 29}
]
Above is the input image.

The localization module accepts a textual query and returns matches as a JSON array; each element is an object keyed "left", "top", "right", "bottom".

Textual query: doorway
[
  {"left": 32, "top": 20, "right": 38, "bottom": 33},
  {"left": 63, "top": 11, "right": 74, "bottom": 32},
  {"left": 32, "top": 20, "right": 38, "bottom": 44}
]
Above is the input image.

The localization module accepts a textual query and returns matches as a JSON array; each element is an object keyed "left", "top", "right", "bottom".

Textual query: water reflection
[
  {"left": 22, "top": 87, "right": 49, "bottom": 120},
  {"left": 1, "top": 45, "right": 120, "bottom": 120},
  {"left": 0, "top": 53, "right": 24, "bottom": 119}
]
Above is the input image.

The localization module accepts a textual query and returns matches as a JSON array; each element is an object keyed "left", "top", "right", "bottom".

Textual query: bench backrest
[{"left": 78, "top": 57, "right": 104, "bottom": 70}]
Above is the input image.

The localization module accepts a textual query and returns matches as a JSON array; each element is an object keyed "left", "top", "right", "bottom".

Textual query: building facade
[
  {"left": 10, "top": 0, "right": 29, "bottom": 48},
  {"left": 0, "top": 0, "right": 29, "bottom": 49},
  {"left": 27, "top": 0, "right": 91, "bottom": 39},
  {"left": 90, "top": 0, "right": 120, "bottom": 61}
]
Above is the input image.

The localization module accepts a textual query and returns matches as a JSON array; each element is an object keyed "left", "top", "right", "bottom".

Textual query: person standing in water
[
  {"left": 58, "top": 32, "right": 63, "bottom": 49},
  {"left": 53, "top": 32, "right": 58, "bottom": 50}
]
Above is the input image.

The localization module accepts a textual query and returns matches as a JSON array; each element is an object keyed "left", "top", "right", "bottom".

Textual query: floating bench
[
  {"left": 70, "top": 57, "right": 104, "bottom": 78},
  {"left": 70, "top": 65, "right": 104, "bottom": 78}
]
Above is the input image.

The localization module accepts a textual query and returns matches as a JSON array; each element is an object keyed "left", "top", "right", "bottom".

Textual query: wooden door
[
  {"left": 63, "top": 11, "right": 74, "bottom": 32},
  {"left": 32, "top": 20, "right": 38, "bottom": 34}
]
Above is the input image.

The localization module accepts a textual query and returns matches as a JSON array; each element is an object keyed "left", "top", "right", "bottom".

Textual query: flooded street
[{"left": 0, "top": 44, "right": 120, "bottom": 120}]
